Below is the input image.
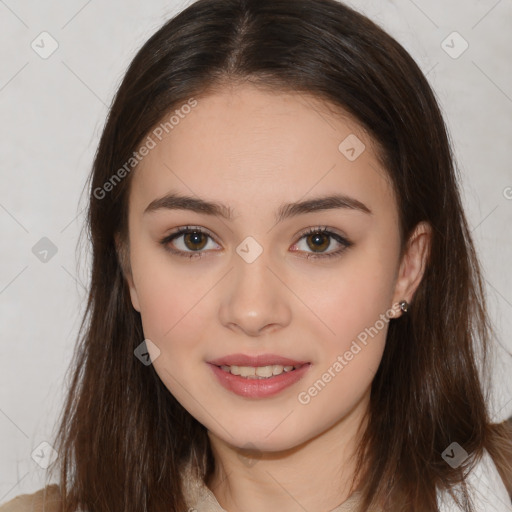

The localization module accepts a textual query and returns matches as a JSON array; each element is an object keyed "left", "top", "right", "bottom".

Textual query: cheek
[
  {"left": 294, "top": 242, "right": 398, "bottom": 400},
  {"left": 129, "top": 241, "right": 211, "bottom": 348},
  {"left": 296, "top": 244, "right": 397, "bottom": 344},
  {"left": 295, "top": 267, "right": 393, "bottom": 413},
  {"left": 136, "top": 281, "right": 214, "bottom": 360}
]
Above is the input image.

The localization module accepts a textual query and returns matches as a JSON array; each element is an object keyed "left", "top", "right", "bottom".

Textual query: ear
[
  {"left": 114, "top": 233, "right": 141, "bottom": 313},
  {"left": 391, "top": 221, "right": 431, "bottom": 317}
]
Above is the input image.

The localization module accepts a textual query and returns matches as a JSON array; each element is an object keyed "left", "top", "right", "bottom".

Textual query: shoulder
[
  {"left": 0, "top": 484, "right": 61, "bottom": 512},
  {"left": 437, "top": 449, "right": 512, "bottom": 511}
]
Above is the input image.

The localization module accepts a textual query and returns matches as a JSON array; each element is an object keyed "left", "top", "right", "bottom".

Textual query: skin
[{"left": 121, "top": 83, "right": 431, "bottom": 512}]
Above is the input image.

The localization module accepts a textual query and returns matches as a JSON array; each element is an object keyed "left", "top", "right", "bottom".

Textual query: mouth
[{"left": 206, "top": 354, "right": 312, "bottom": 398}]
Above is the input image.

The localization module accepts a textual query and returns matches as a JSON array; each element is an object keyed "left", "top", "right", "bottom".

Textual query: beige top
[
  {"left": 0, "top": 486, "right": 362, "bottom": 512},
  {"left": 0, "top": 484, "right": 61, "bottom": 512},
  {"left": 180, "top": 460, "right": 363, "bottom": 511},
  {"left": 0, "top": 461, "right": 363, "bottom": 512},
  {"left": 1, "top": 448, "right": 509, "bottom": 511}
]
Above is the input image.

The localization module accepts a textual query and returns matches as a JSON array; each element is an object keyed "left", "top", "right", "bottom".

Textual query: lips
[
  {"left": 208, "top": 360, "right": 312, "bottom": 398},
  {"left": 208, "top": 353, "right": 309, "bottom": 367}
]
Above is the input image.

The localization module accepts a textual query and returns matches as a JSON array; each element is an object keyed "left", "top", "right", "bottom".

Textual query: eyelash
[{"left": 159, "top": 225, "right": 353, "bottom": 261}]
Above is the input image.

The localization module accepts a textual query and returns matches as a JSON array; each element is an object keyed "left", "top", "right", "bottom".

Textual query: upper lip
[{"left": 208, "top": 353, "right": 309, "bottom": 367}]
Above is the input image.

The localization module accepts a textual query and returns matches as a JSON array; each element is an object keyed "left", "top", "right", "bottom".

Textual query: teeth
[
  {"left": 272, "top": 365, "right": 284, "bottom": 375},
  {"left": 219, "top": 364, "right": 297, "bottom": 378},
  {"left": 239, "top": 366, "right": 256, "bottom": 377}
]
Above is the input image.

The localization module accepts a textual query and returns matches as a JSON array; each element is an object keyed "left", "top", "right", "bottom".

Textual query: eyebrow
[{"left": 144, "top": 191, "right": 372, "bottom": 222}]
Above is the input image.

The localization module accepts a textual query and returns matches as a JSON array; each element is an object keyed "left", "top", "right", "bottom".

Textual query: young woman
[{"left": 2, "top": 0, "right": 512, "bottom": 511}]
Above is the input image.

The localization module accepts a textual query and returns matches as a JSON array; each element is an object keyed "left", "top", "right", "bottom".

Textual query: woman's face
[{"left": 123, "top": 83, "right": 429, "bottom": 452}]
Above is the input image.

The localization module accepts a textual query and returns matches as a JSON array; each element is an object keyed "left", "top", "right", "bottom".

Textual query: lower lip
[{"left": 208, "top": 363, "right": 312, "bottom": 399}]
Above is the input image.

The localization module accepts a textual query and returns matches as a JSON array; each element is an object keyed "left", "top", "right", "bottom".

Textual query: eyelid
[{"left": 294, "top": 225, "right": 348, "bottom": 241}]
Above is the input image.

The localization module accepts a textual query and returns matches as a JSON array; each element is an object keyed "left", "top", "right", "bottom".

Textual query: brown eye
[
  {"left": 182, "top": 231, "right": 208, "bottom": 251},
  {"left": 160, "top": 226, "right": 220, "bottom": 259},
  {"left": 305, "top": 232, "right": 330, "bottom": 253},
  {"left": 292, "top": 227, "right": 353, "bottom": 260}
]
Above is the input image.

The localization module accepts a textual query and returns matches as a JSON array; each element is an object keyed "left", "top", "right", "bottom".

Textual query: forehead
[{"left": 129, "top": 84, "right": 396, "bottom": 220}]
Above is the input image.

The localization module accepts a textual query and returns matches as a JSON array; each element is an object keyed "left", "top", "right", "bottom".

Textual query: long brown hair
[{"left": 46, "top": 0, "right": 512, "bottom": 510}]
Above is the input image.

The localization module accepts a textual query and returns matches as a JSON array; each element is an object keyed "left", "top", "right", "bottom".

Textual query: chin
[{"left": 208, "top": 421, "right": 312, "bottom": 454}]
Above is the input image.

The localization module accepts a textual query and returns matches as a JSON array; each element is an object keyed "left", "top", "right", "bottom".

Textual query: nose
[{"left": 218, "top": 250, "right": 292, "bottom": 337}]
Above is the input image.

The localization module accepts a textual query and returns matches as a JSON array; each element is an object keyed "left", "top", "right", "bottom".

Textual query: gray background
[{"left": 0, "top": 0, "right": 511, "bottom": 499}]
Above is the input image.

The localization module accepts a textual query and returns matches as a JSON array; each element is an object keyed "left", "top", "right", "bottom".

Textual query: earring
[{"left": 399, "top": 300, "right": 409, "bottom": 313}]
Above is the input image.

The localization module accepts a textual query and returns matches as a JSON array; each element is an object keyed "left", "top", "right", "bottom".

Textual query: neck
[{"left": 205, "top": 392, "right": 370, "bottom": 512}]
